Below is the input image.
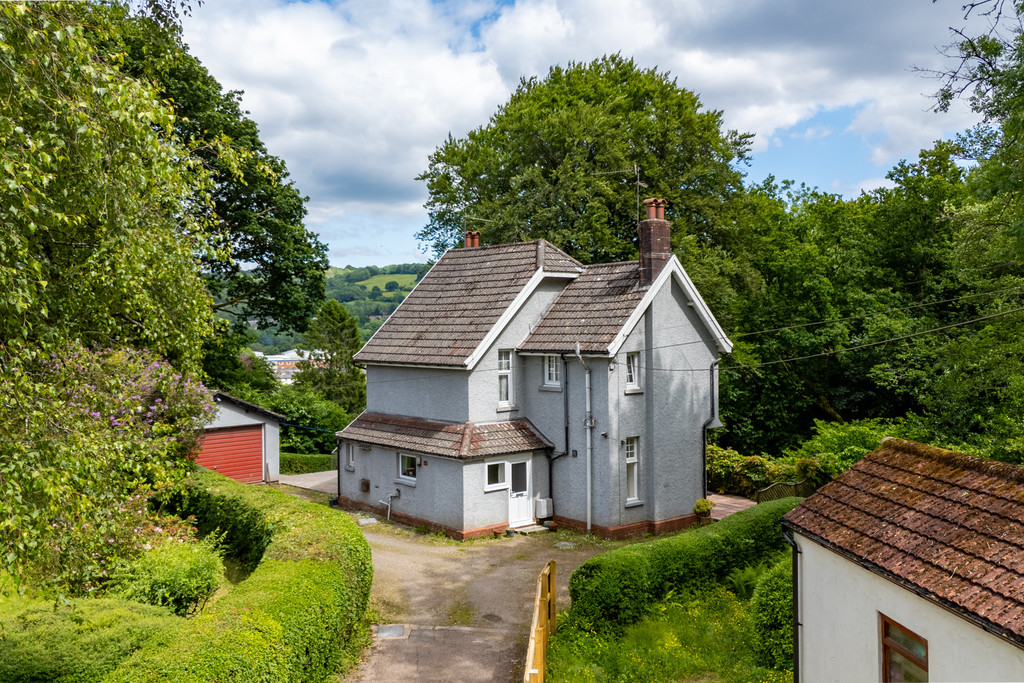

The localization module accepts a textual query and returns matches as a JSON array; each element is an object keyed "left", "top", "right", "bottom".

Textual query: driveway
[{"left": 276, "top": 473, "right": 754, "bottom": 682}]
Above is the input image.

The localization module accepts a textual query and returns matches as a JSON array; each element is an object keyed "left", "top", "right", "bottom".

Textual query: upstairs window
[
  {"left": 498, "top": 349, "right": 513, "bottom": 405},
  {"left": 625, "top": 352, "right": 641, "bottom": 390},
  {"left": 881, "top": 615, "right": 927, "bottom": 683},
  {"left": 544, "top": 355, "right": 561, "bottom": 387}
]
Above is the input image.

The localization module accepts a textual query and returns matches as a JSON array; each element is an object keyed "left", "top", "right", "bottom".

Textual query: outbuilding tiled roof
[
  {"left": 337, "top": 412, "right": 553, "bottom": 460},
  {"left": 354, "top": 240, "right": 582, "bottom": 367},
  {"left": 519, "top": 261, "right": 645, "bottom": 354},
  {"left": 784, "top": 438, "right": 1024, "bottom": 645}
]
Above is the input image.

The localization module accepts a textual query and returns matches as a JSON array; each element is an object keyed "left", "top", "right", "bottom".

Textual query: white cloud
[{"left": 181, "top": 0, "right": 991, "bottom": 266}]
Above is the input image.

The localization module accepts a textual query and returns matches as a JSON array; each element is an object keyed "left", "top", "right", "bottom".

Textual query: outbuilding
[
  {"left": 197, "top": 391, "right": 283, "bottom": 484},
  {"left": 783, "top": 438, "right": 1024, "bottom": 682}
]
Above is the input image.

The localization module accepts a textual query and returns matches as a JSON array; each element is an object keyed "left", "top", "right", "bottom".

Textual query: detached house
[
  {"left": 784, "top": 438, "right": 1024, "bottom": 682},
  {"left": 337, "top": 199, "right": 732, "bottom": 539}
]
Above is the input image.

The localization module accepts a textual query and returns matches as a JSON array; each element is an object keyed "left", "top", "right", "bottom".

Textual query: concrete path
[{"left": 278, "top": 470, "right": 337, "bottom": 494}]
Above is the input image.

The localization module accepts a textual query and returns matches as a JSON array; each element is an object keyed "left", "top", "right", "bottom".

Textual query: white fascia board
[
  {"left": 465, "top": 269, "right": 576, "bottom": 370},
  {"left": 605, "top": 257, "right": 733, "bottom": 358}
]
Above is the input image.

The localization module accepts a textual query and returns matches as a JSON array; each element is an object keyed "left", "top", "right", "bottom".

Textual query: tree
[
  {"left": 385, "top": 280, "right": 400, "bottom": 292},
  {"left": 91, "top": 6, "right": 329, "bottom": 336},
  {"left": 416, "top": 54, "right": 751, "bottom": 263},
  {"left": 294, "top": 299, "right": 366, "bottom": 413}
]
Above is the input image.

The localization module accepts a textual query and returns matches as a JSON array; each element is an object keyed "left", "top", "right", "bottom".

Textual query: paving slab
[{"left": 278, "top": 470, "right": 337, "bottom": 494}]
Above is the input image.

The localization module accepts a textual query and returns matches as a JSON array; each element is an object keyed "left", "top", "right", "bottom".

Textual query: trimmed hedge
[
  {"left": 280, "top": 451, "right": 334, "bottom": 475},
  {"left": 0, "top": 598, "right": 182, "bottom": 683},
  {"left": 751, "top": 554, "right": 794, "bottom": 670},
  {"left": 112, "top": 538, "right": 222, "bottom": 617},
  {"left": 104, "top": 469, "right": 373, "bottom": 682},
  {"left": 568, "top": 498, "right": 801, "bottom": 631}
]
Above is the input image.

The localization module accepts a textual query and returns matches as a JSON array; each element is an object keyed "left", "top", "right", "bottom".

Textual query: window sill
[
  {"left": 394, "top": 478, "right": 417, "bottom": 488},
  {"left": 624, "top": 387, "right": 643, "bottom": 395},
  {"left": 624, "top": 499, "right": 644, "bottom": 508},
  {"left": 539, "top": 384, "right": 562, "bottom": 392},
  {"left": 484, "top": 484, "right": 509, "bottom": 493},
  {"left": 496, "top": 404, "right": 518, "bottom": 413}
]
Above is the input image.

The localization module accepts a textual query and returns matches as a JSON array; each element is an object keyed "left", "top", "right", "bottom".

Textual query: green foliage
[
  {"left": 693, "top": 498, "right": 715, "bottom": 516},
  {"left": 0, "top": 2, "right": 218, "bottom": 366},
  {"left": 249, "top": 384, "right": 352, "bottom": 454},
  {"left": 295, "top": 299, "right": 366, "bottom": 412},
  {"left": 111, "top": 538, "right": 222, "bottom": 617},
  {"left": 568, "top": 498, "right": 801, "bottom": 632},
  {"left": 107, "top": 469, "right": 373, "bottom": 682},
  {"left": 417, "top": 54, "right": 750, "bottom": 263},
  {"left": 751, "top": 555, "right": 794, "bottom": 670},
  {"left": 0, "top": 597, "right": 182, "bottom": 683},
  {"left": 548, "top": 587, "right": 791, "bottom": 683},
  {"left": 1, "top": 345, "right": 213, "bottom": 593},
  {"left": 280, "top": 452, "right": 335, "bottom": 474}
]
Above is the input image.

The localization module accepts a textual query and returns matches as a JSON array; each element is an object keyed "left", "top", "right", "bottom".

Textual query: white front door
[{"left": 509, "top": 460, "right": 532, "bottom": 527}]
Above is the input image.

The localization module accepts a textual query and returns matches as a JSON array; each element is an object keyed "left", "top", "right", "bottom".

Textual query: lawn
[{"left": 548, "top": 587, "right": 792, "bottom": 683}]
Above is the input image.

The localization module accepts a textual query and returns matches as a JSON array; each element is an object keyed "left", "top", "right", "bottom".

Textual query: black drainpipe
[
  {"left": 783, "top": 529, "right": 801, "bottom": 683},
  {"left": 700, "top": 359, "right": 720, "bottom": 498}
]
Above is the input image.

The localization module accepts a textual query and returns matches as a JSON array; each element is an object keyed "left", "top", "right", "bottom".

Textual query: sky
[{"left": 180, "top": 0, "right": 992, "bottom": 268}]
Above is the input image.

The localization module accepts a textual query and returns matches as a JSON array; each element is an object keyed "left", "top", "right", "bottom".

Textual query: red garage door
[{"left": 197, "top": 425, "right": 264, "bottom": 483}]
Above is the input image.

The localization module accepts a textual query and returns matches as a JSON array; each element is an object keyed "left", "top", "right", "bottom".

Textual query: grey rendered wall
[
  {"left": 365, "top": 365, "right": 469, "bottom": 422},
  {"left": 338, "top": 444, "right": 466, "bottom": 530},
  {"left": 462, "top": 452, "right": 548, "bottom": 529},
  {"left": 467, "top": 279, "right": 567, "bottom": 424}
]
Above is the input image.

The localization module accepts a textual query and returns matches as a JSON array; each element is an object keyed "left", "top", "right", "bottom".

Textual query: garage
[
  {"left": 196, "top": 392, "right": 284, "bottom": 484},
  {"left": 197, "top": 425, "right": 264, "bottom": 483}
]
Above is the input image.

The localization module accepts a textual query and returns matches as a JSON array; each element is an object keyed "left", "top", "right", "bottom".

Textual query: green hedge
[
  {"left": 280, "top": 451, "right": 334, "bottom": 475},
  {"left": 0, "top": 598, "right": 182, "bottom": 683},
  {"left": 751, "top": 554, "right": 794, "bottom": 670},
  {"left": 104, "top": 469, "right": 373, "bottom": 682},
  {"left": 568, "top": 498, "right": 801, "bottom": 632},
  {"left": 111, "top": 538, "right": 223, "bottom": 617}
]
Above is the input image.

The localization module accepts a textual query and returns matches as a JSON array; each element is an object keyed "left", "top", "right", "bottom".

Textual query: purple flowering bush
[{"left": 1, "top": 344, "right": 213, "bottom": 594}]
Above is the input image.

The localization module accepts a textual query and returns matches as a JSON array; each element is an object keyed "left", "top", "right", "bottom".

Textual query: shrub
[
  {"left": 0, "top": 597, "right": 182, "bottom": 683},
  {"left": 112, "top": 538, "right": 222, "bottom": 617},
  {"left": 106, "top": 469, "right": 373, "bottom": 682},
  {"left": 707, "top": 445, "right": 793, "bottom": 496},
  {"left": 280, "top": 451, "right": 334, "bottom": 474},
  {"left": 751, "top": 554, "right": 794, "bottom": 670},
  {"left": 693, "top": 498, "right": 716, "bottom": 516},
  {"left": 568, "top": 498, "right": 801, "bottom": 632}
]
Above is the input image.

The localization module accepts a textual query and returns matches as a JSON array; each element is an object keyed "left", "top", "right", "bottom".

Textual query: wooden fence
[
  {"left": 755, "top": 479, "right": 816, "bottom": 503},
  {"left": 523, "top": 560, "right": 556, "bottom": 683}
]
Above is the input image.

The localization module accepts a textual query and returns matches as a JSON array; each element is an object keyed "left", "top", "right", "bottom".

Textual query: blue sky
[{"left": 182, "top": 0, "right": 988, "bottom": 267}]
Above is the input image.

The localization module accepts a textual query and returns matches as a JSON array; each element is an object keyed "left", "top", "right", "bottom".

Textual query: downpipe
[
  {"left": 575, "top": 343, "right": 593, "bottom": 534},
  {"left": 378, "top": 489, "right": 401, "bottom": 521},
  {"left": 783, "top": 530, "right": 801, "bottom": 683}
]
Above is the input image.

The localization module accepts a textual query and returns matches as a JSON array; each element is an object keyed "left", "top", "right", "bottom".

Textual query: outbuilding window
[{"left": 881, "top": 614, "right": 927, "bottom": 682}]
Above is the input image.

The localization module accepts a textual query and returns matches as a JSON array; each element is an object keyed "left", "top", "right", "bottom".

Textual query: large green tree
[
  {"left": 416, "top": 54, "right": 751, "bottom": 263},
  {"left": 294, "top": 299, "right": 366, "bottom": 413}
]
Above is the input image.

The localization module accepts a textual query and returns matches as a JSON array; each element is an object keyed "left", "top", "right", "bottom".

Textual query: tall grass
[{"left": 548, "top": 587, "right": 792, "bottom": 683}]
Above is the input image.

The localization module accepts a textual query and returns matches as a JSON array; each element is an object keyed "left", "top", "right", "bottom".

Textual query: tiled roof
[
  {"left": 784, "top": 438, "right": 1024, "bottom": 645},
  {"left": 519, "top": 261, "right": 645, "bottom": 354},
  {"left": 212, "top": 391, "right": 286, "bottom": 422},
  {"left": 354, "top": 240, "right": 582, "bottom": 367},
  {"left": 337, "top": 412, "right": 553, "bottom": 459}
]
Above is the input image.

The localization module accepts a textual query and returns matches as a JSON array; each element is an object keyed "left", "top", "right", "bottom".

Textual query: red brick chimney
[
  {"left": 638, "top": 198, "right": 670, "bottom": 285},
  {"left": 464, "top": 230, "right": 481, "bottom": 248}
]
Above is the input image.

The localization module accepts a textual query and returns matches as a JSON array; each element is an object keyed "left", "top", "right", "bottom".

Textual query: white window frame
[
  {"left": 625, "top": 436, "right": 639, "bottom": 501},
  {"left": 484, "top": 460, "right": 509, "bottom": 492},
  {"left": 543, "top": 355, "right": 561, "bottom": 387},
  {"left": 345, "top": 442, "right": 355, "bottom": 470},
  {"left": 397, "top": 452, "right": 418, "bottom": 483},
  {"left": 498, "top": 349, "right": 513, "bottom": 406},
  {"left": 625, "top": 351, "right": 641, "bottom": 390}
]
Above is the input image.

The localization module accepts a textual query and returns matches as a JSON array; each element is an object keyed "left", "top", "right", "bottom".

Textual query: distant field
[{"left": 356, "top": 273, "right": 417, "bottom": 290}]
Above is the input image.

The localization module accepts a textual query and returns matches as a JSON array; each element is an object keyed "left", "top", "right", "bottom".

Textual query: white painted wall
[{"left": 796, "top": 536, "right": 1024, "bottom": 682}]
